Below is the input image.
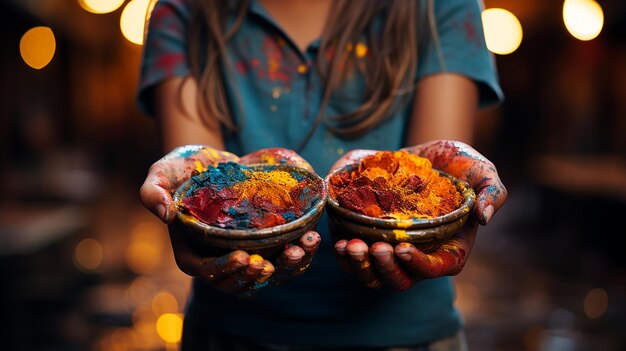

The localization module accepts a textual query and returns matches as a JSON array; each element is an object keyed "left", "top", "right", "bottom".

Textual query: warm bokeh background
[{"left": 1, "top": 0, "right": 625, "bottom": 350}]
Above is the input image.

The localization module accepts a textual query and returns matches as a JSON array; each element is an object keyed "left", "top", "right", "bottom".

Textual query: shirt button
[
  {"left": 297, "top": 64, "right": 308, "bottom": 74},
  {"left": 272, "top": 87, "right": 281, "bottom": 99}
]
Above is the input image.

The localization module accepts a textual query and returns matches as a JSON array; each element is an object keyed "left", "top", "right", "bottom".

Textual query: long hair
[{"left": 185, "top": 0, "right": 441, "bottom": 148}]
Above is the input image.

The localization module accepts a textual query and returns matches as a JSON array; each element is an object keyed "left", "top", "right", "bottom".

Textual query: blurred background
[{"left": 1, "top": 0, "right": 625, "bottom": 350}]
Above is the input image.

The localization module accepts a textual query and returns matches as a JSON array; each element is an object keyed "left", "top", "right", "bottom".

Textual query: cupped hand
[
  {"left": 329, "top": 141, "right": 507, "bottom": 290},
  {"left": 401, "top": 139, "right": 508, "bottom": 225},
  {"left": 169, "top": 221, "right": 320, "bottom": 299},
  {"left": 139, "top": 145, "right": 239, "bottom": 223},
  {"left": 139, "top": 145, "right": 320, "bottom": 298}
]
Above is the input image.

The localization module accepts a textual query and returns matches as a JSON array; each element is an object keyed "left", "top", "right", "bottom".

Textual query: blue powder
[
  {"left": 190, "top": 162, "right": 249, "bottom": 192},
  {"left": 282, "top": 211, "right": 296, "bottom": 222},
  {"left": 183, "top": 162, "right": 323, "bottom": 229},
  {"left": 290, "top": 171, "right": 306, "bottom": 182}
]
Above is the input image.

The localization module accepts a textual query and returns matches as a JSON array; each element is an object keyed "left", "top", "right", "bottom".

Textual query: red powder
[
  {"left": 181, "top": 163, "right": 323, "bottom": 229},
  {"left": 329, "top": 151, "right": 463, "bottom": 219}
]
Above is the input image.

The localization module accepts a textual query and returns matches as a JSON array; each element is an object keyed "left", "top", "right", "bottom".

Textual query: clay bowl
[
  {"left": 172, "top": 163, "right": 328, "bottom": 259},
  {"left": 325, "top": 165, "right": 475, "bottom": 253}
]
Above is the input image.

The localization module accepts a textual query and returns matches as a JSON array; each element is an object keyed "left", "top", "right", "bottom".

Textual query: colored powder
[
  {"left": 181, "top": 162, "right": 322, "bottom": 229},
  {"left": 329, "top": 151, "right": 463, "bottom": 219}
]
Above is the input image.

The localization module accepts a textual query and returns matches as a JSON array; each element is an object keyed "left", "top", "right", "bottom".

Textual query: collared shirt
[{"left": 137, "top": 0, "right": 502, "bottom": 347}]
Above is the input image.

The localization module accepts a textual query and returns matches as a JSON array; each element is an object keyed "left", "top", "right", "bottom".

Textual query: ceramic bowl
[
  {"left": 325, "top": 165, "right": 475, "bottom": 253},
  {"left": 172, "top": 163, "right": 328, "bottom": 258}
]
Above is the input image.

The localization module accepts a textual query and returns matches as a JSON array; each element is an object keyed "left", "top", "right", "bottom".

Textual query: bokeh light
[
  {"left": 583, "top": 288, "right": 608, "bottom": 319},
  {"left": 120, "top": 0, "right": 155, "bottom": 45},
  {"left": 128, "top": 276, "right": 157, "bottom": 304},
  {"left": 156, "top": 313, "right": 183, "bottom": 344},
  {"left": 481, "top": 8, "right": 523, "bottom": 55},
  {"left": 125, "top": 220, "right": 166, "bottom": 274},
  {"left": 125, "top": 240, "right": 162, "bottom": 274},
  {"left": 78, "top": 0, "right": 125, "bottom": 14},
  {"left": 563, "top": 0, "right": 604, "bottom": 41},
  {"left": 74, "top": 238, "right": 104, "bottom": 271},
  {"left": 152, "top": 291, "right": 179, "bottom": 316},
  {"left": 20, "top": 26, "right": 56, "bottom": 70}
]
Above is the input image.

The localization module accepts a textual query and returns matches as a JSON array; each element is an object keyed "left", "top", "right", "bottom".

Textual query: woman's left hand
[
  {"left": 330, "top": 141, "right": 507, "bottom": 290},
  {"left": 401, "top": 140, "right": 508, "bottom": 225}
]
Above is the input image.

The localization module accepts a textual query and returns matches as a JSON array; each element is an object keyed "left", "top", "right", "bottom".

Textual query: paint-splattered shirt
[{"left": 137, "top": 0, "right": 503, "bottom": 347}]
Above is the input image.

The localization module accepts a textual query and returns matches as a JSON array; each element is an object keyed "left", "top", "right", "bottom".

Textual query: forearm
[
  {"left": 153, "top": 76, "right": 225, "bottom": 153},
  {"left": 404, "top": 73, "right": 478, "bottom": 147}
]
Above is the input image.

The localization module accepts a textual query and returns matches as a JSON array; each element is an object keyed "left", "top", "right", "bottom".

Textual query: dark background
[{"left": 1, "top": 1, "right": 625, "bottom": 350}]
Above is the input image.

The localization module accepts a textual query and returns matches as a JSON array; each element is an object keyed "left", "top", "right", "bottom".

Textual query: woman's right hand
[
  {"left": 139, "top": 145, "right": 320, "bottom": 298},
  {"left": 139, "top": 144, "right": 240, "bottom": 223}
]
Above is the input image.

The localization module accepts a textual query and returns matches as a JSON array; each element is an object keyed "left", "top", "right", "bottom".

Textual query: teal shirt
[{"left": 138, "top": 0, "right": 503, "bottom": 347}]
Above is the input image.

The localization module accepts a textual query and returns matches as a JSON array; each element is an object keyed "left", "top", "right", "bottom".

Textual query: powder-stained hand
[
  {"left": 330, "top": 139, "right": 507, "bottom": 291},
  {"left": 140, "top": 145, "right": 322, "bottom": 298}
]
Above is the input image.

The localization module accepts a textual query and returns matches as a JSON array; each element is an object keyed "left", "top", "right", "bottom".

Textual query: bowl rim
[
  {"left": 173, "top": 163, "right": 328, "bottom": 239},
  {"left": 324, "top": 164, "right": 475, "bottom": 229}
]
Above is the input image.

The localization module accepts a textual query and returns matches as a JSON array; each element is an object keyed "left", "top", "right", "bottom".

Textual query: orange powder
[
  {"left": 181, "top": 163, "right": 322, "bottom": 229},
  {"left": 329, "top": 151, "right": 463, "bottom": 219}
]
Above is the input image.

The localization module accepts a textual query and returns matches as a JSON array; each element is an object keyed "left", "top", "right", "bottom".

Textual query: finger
[
  {"left": 239, "top": 148, "right": 314, "bottom": 172},
  {"left": 168, "top": 223, "right": 249, "bottom": 281},
  {"left": 214, "top": 254, "right": 266, "bottom": 294},
  {"left": 269, "top": 245, "right": 306, "bottom": 285},
  {"left": 333, "top": 239, "right": 354, "bottom": 273},
  {"left": 139, "top": 163, "right": 178, "bottom": 223},
  {"left": 236, "top": 259, "right": 276, "bottom": 300},
  {"left": 300, "top": 231, "right": 321, "bottom": 254},
  {"left": 258, "top": 259, "right": 275, "bottom": 282},
  {"left": 395, "top": 220, "right": 478, "bottom": 278},
  {"left": 473, "top": 177, "right": 508, "bottom": 225},
  {"left": 346, "top": 239, "right": 382, "bottom": 289},
  {"left": 140, "top": 146, "right": 239, "bottom": 223},
  {"left": 139, "top": 182, "right": 174, "bottom": 223},
  {"left": 402, "top": 140, "right": 508, "bottom": 225},
  {"left": 370, "top": 242, "right": 413, "bottom": 291},
  {"left": 292, "top": 231, "right": 321, "bottom": 275}
]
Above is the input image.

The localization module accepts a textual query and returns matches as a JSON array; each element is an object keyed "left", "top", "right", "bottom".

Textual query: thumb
[
  {"left": 139, "top": 167, "right": 177, "bottom": 223},
  {"left": 473, "top": 178, "right": 508, "bottom": 225}
]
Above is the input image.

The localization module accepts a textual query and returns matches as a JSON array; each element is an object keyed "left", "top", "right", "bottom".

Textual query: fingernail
[
  {"left": 482, "top": 205, "right": 494, "bottom": 225},
  {"left": 286, "top": 248, "right": 304, "bottom": 262},
  {"left": 156, "top": 204, "right": 167, "bottom": 221},
  {"left": 334, "top": 241, "right": 347, "bottom": 254},
  {"left": 303, "top": 232, "right": 319, "bottom": 248},
  {"left": 372, "top": 251, "right": 392, "bottom": 265},
  {"left": 249, "top": 254, "right": 264, "bottom": 267},
  {"left": 395, "top": 246, "right": 411, "bottom": 261}
]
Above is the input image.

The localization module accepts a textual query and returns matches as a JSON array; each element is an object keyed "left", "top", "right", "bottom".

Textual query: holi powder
[
  {"left": 179, "top": 162, "right": 323, "bottom": 229},
  {"left": 328, "top": 151, "right": 463, "bottom": 220}
]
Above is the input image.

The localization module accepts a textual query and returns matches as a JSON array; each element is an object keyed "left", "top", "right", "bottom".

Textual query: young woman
[{"left": 138, "top": 0, "right": 508, "bottom": 349}]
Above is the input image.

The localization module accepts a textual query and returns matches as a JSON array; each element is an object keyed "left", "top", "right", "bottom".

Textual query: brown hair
[{"left": 185, "top": 0, "right": 437, "bottom": 149}]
